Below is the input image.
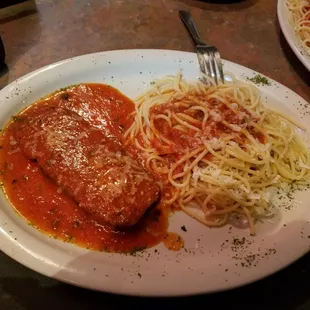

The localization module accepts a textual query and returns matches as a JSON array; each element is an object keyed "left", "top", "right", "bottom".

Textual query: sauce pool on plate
[{"left": 0, "top": 83, "right": 169, "bottom": 253}]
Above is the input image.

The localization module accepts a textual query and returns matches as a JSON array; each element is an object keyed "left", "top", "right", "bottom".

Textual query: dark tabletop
[{"left": 0, "top": 0, "right": 310, "bottom": 309}]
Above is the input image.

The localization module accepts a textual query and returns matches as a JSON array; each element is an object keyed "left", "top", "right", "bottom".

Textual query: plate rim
[
  {"left": 0, "top": 48, "right": 309, "bottom": 297},
  {"left": 277, "top": 0, "right": 310, "bottom": 71}
]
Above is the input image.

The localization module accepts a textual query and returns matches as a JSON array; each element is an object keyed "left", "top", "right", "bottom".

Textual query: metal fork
[{"left": 179, "top": 10, "right": 224, "bottom": 85}]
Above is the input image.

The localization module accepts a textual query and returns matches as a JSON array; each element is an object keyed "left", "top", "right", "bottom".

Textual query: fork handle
[{"left": 179, "top": 10, "right": 205, "bottom": 46}]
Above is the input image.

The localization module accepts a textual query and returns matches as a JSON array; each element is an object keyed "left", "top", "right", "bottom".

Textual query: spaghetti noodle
[
  {"left": 286, "top": 0, "right": 310, "bottom": 54},
  {"left": 125, "top": 72, "right": 310, "bottom": 235}
]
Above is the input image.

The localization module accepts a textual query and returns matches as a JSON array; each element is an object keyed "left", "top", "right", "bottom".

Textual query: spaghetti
[
  {"left": 125, "top": 72, "right": 310, "bottom": 235},
  {"left": 286, "top": 0, "right": 310, "bottom": 54}
]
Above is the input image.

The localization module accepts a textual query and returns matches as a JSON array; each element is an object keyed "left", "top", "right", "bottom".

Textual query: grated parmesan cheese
[
  {"left": 298, "top": 159, "right": 310, "bottom": 169},
  {"left": 209, "top": 111, "right": 222, "bottom": 122}
]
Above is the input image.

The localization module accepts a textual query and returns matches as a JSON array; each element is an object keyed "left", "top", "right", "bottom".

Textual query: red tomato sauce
[
  {"left": 0, "top": 84, "right": 168, "bottom": 253},
  {"left": 149, "top": 94, "right": 266, "bottom": 154},
  {"left": 163, "top": 232, "right": 184, "bottom": 251}
]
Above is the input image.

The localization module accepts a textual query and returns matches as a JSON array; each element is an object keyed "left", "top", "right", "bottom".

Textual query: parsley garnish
[
  {"left": 247, "top": 74, "right": 270, "bottom": 86},
  {"left": 181, "top": 225, "right": 187, "bottom": 232}
]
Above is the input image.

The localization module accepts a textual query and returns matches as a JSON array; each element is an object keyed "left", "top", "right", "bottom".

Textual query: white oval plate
[
  {"left": 278, "top": 0, "right": 310, "bottom": 71},
  {"left": 0, "top": 49, "right": 310, "bottom": 297}
]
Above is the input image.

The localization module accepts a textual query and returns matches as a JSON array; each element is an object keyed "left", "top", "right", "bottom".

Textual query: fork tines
[{"left": 196, "top": 45, "right": 224, "bottom": 85}]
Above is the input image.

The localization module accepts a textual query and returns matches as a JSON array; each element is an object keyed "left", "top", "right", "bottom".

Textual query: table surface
[{"left": 0, "top": 0, "right": 310, "bottom": 309}]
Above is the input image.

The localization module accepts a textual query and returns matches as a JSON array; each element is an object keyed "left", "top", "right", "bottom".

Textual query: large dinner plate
[
  {"left": 0, "top": 49, "right": 310, "bottom": 296},
  {"left": 278, "top": 0, "right": 310, "bottom": 71}
]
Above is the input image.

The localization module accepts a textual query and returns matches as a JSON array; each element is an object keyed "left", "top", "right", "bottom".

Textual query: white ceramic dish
[
  {"left": 278, "top": 0, "right": 310, "bottom": 71},
  {"left": 0, "top": 49, "right": 310, "bottom": 297}
]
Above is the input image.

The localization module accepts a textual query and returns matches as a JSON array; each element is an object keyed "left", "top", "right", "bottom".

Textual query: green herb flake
[
  {"left": 12, "top": 116, "right": 23, "bottom": 122},
  {"left": 65, "top": 234, "right": 74, "bottom": 242},
  {"left": 103, "top": 245, "right": 110, "bottom": 253},
  {"left": 247, "top": 74, "right": 271, "bottom": 86},
  {"left": 61, "top": 92, "right": 69, "bottom": 100},
  {"left": 129, "top": 246, "right": 147, "bottom": 256},
  {"left": 59, "top": 84, "right": 79, "bottom": 92}
]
